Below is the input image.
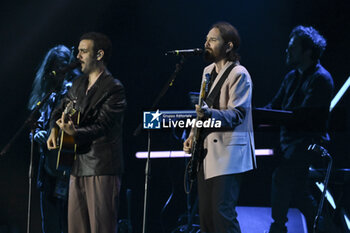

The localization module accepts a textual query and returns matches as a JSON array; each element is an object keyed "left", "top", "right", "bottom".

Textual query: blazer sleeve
[{"left": 209, "top": 70, "right": 252, "bottom": 128}]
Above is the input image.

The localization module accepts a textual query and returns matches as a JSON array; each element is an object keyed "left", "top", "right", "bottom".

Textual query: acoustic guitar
[{"left": 55, "top": 100, "right": 80, "bottom": 173}]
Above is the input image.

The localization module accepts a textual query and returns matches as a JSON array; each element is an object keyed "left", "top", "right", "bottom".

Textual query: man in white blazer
[{"left": 184, "top": 22, "right": 256, "bottom": 233}]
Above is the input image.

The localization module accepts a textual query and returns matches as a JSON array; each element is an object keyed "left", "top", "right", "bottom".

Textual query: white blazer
[{"left": 201, "top": 61, "right": 256, "bottom": 179}]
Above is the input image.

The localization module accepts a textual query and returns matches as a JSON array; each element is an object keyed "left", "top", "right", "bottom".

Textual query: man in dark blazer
[{"left": 47, "top": 32, "right": 126, "bottom": 233}]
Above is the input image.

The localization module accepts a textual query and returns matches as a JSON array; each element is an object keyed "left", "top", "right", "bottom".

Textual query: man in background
[{"left": 265, "top": 26, "right": 334, "bottom": 233}]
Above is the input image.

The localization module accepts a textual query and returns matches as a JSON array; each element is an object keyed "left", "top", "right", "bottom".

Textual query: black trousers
[
  {"left": 197, "top": 166, "right": 242, "bottom": 233},
  {"left": 269, "top": 151, "right": 317, "bottom": 233}
]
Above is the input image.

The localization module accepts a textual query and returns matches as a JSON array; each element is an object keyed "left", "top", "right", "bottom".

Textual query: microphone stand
[
  {"left": 27, "top": 129, "right": 35, "bottom": 233},
  {"left": 0, "top": 79, "right": 64, "bottom": 233},
  {"left": 181, "top": 130, "right": 199, "bottom": 233},
  {"left": 133, "top": 56, "right": 186, "bottom": 233}
]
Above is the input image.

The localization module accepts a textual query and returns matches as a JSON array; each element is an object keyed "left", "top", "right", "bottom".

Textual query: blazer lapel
[
  {"left": 79, "top": 71, "right": 111, "bottom": 122},
  {"left": 207, "top": 61, "right": 234, "bottom": 96}
]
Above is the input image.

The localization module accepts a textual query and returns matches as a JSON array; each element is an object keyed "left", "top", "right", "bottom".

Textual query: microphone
[
  {"left": 165, "top": 48, "right": 203, "bottom": 56},
  {"left": 51, "top": 60, "right": 81, "bottom": 77}
]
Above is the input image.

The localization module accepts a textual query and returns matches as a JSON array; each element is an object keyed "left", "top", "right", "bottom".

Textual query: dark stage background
[{"left": 0, "top": 0, "right": 349, "bottom": 232}]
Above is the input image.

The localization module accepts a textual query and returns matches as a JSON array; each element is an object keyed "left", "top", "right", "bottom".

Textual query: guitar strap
[{"left": 205, "top": 63, "right": 236, "bottom": 108}]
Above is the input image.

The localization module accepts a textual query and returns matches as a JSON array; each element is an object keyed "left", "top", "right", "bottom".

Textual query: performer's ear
[
  {"left": 96, "top": 50, "right": 104, "bottom": 60},
  {"left": 226, "top": 42, "right": 233, "bottom": 53}
]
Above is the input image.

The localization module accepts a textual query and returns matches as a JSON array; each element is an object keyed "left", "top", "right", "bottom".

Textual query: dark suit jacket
[
  {"left": 266, "top": 63, "right": 334, "bottom": 158},
  {"left": 50, "top": 70, "right": 126, "bottom": 176}
]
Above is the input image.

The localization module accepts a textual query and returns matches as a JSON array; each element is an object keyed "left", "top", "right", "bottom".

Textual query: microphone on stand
[
  {"left": 165, "top": 48, "right": 203, "bottom": 56},
  {"left": 50, "top": 60, "right": 81, "bottom": 77}
]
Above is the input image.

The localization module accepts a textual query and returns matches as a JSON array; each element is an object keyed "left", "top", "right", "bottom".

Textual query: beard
[
  {"left": 204, "top": 49, "right": 216, "bottom": 63},
  {"left": 81, "top": 61, "right": 92, "bottom": 74}
]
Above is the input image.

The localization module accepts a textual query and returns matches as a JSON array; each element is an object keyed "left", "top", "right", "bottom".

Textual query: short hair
[
  {"left": 290, "top": 25, "right": 327, "bottom": 61},
  {"left": 211, "top": 22, "right": 241, "bottom": 62},
  {"left": 80, "top": 32, "right": 112, "bottom": 65}
]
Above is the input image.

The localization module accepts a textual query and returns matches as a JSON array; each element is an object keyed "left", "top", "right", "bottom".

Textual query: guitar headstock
[{"left": 199, "top": 73, "right": 211, "bottom": 103}]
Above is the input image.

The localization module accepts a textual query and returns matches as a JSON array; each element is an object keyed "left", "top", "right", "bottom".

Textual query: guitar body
[
  {"left": 57, "top": 132, "right": 76, "bottom": 172},
  {"left": 188, "top": 129, "right": 204, "bottom": 182},
  {"left": 56, "top": 101, "right": 80, "bottom": 173}
]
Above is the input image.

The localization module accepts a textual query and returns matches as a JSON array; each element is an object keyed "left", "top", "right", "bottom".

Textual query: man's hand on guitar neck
[
  {"left": 183, "top": 134, "right": 194, "bottom": 154},
  {"left": 195, "top": 104, "right": 212, "bottom": 119},
  {"left": 56, "top": 112, "right": 77, "bottom": 136}
]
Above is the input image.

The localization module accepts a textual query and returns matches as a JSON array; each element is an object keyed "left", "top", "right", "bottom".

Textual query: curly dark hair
[{"left": 290, "top": 25, "right": 327, "bottom": 61}]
